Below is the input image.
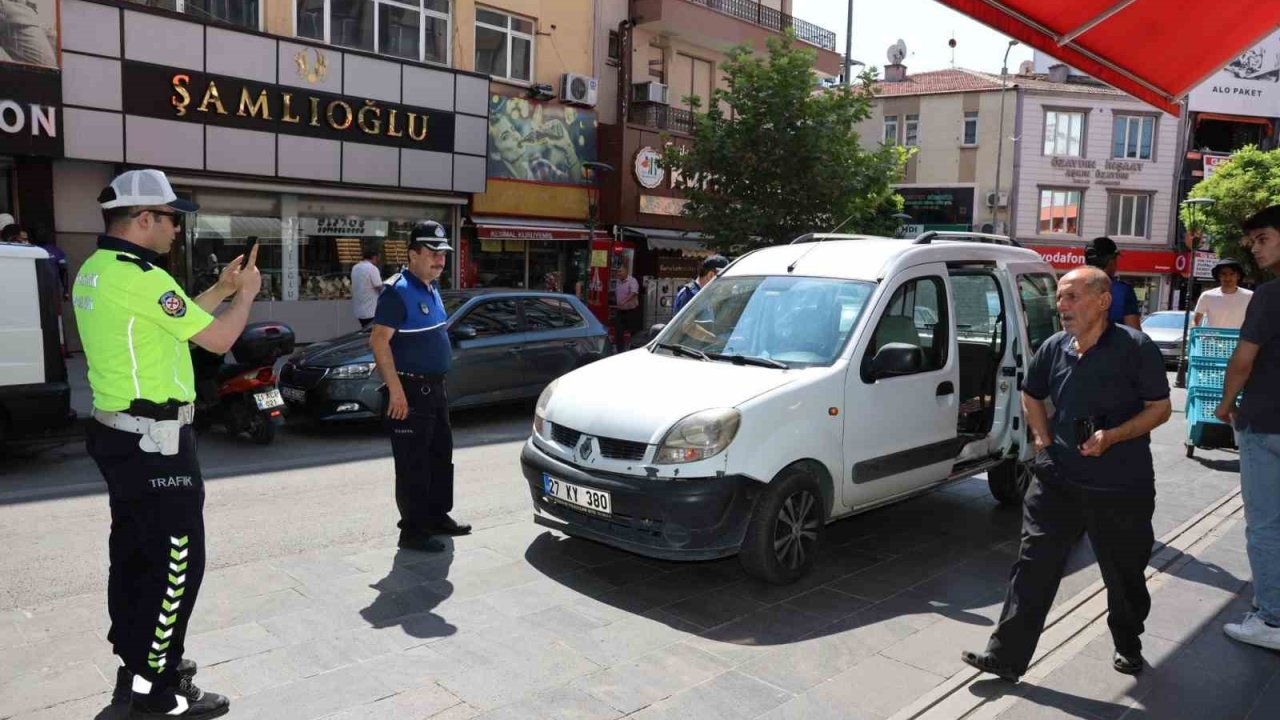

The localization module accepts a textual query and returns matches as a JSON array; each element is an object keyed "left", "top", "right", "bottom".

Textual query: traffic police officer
[
  {"left": 369, "top": 221, "right": 471, "bottom": 553},
  {"left": 73, "top": 169, "right": 261, "bottom": 719}
]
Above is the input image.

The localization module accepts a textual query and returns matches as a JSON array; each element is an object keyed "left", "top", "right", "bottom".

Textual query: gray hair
[{"left": 1064, "top": 266, "right": 1111, "bottom": 296}]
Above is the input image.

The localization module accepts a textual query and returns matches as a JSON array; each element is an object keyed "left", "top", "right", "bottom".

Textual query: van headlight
[
  {"left": 533, "top": 379, "right": 558, "bottom": 438},
  {"left": 654, "top": 409, "right": 741, "bottom": 465}
]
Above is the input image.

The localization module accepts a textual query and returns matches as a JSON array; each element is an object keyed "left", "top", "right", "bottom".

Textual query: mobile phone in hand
[{"left": 242, "top": 236, "right": 258, "bottom": 269}]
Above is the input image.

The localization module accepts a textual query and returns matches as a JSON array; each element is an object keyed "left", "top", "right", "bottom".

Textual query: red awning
[{"left": 932, "top": 1, "right": 1280, "bottom": 115}]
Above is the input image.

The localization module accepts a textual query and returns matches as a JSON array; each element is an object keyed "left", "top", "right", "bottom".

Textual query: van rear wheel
[
  {"left": 740, "top": 467, "right": 824, "bottom": 585},
  {"left": 988, "top": 458, "right": 1032, "bottom": 506}
]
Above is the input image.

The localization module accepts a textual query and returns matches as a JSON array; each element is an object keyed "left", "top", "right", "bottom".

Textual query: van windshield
[{"left": 655, "top": 276, "right": 876, "bottom": 368}]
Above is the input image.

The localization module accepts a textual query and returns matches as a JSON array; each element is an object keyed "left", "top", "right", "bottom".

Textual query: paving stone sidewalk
[{"left": 0, "top": 414, "right": 1270, "bottom": 720}]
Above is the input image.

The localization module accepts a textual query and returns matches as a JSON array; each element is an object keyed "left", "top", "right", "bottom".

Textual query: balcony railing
[
  {"left": 630, "top": 103, "right": 698, "bottom": 135},
  {"left": 680, "top": 0, "right": 838, "bottom": 51}
]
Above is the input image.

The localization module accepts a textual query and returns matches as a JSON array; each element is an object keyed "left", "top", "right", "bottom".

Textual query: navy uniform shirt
[
  {"left": 372, "top": 271, "right": 452, "bottom": 375},
  {"left": 1239, "top": 279, "right": 1280, "bottom": 433},
  {"left": 1024, "top": 323, "right": 1170, "bottom": 492},
  {"left": 1108, "top": 279, "right": 1140, "bottom": 324}
]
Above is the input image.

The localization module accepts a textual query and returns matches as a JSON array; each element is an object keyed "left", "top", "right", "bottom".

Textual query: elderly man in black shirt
[{"left": 962, "top": 266, "right": 1173, "bottom": 681}]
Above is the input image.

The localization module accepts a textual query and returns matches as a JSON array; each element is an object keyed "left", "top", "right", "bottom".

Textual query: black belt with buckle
[{"left": 397, "top": 371, "right": 446, "bottom": 384}]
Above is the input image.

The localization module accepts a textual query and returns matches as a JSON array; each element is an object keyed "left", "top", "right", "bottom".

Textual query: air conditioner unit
[
  {"left": 561, "top": 73, "right": 599, "bottom": 107},
  {"left": 985, "top": 191, "right": 1009, "bottom": 208},
  {"left": 631, "top": 81, "right": 669, "bottom": 105}
]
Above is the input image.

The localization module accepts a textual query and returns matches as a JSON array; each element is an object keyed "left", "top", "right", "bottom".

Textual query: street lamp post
[
  {"left": 993, "top": 40, "right": 1018, "bottom": 233},
  {"left": 844, "top": 0, "right": 854, "bottom": 85},
  {"left": 1174, "top": 197, "right": 1216, "bottom": 389}
]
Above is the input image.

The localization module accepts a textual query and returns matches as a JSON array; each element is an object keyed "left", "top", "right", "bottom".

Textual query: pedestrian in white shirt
[
  {"left": 351, "top": 250, "right": 383, "bottom": 327},
  {"left": 1194, "top": 259, "right": 1253, "bottom": 330}
]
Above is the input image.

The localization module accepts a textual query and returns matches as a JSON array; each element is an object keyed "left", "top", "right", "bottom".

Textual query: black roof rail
[
  {"left": 912, "top": 231, "right": 1022, "bottom": 248},
  {"left": 789, "top": 233, "right": 876, "bottom": 245}
]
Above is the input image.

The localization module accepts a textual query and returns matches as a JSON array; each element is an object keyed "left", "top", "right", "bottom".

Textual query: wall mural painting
[{"left": 487, "top": 95, "right": 597, "bottom": 186}]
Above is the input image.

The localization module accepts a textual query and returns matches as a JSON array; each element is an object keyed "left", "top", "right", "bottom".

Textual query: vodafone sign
[{"left": 1025, "top": 245, "right": 1183, "bottom": 275}]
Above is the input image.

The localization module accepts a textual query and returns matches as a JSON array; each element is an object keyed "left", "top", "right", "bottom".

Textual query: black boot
[
  {"left": 130, "top": 675, "right": 229, "bottom": 719},
  {"left": 112, "top": 660, "right": 197, "bottom": 705}
]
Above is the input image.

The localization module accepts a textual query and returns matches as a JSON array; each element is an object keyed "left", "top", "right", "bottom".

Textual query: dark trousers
[
  {"left": 383, "top": 377, "right": 454, "bottom": 537},
  {"left": 614, "top": 307, "right": 640, "bottom": 351},
  {"left": 987, "top": 476, "right": 1155, "bottom": 672},
  {"left": 86, "top": 421, "right": 206, "bottom": 697}
]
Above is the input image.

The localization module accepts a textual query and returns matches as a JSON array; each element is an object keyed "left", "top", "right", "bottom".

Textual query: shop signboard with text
[
  {"left": 897, "top": 187, "right": 975, "bottom": 228},
  {"left": 1189, "top": 29, "right": 1280, "bottom": 116},
  {"left": 0, "top": 63, "right": 61, "bottom": 157},
  {"left": 1026, "top": 245, "right": 1179, "bottom": 274}
]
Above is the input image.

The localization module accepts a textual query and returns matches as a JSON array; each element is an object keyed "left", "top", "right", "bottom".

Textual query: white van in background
[{"left": 0, "top": 242, "right": 75, "bottom": 447}]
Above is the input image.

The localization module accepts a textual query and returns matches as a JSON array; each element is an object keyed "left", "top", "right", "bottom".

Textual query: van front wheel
[
  {"left": 740, "top": 467, "right": 824, "bottom": 585},
  {"left": 988, "top": 458, "right": 1032, "bottom": 506}
]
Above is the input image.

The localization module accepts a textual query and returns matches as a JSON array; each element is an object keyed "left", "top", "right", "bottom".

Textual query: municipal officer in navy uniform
[{"left": 369, "top": 221, "right": 471, "bottom": 552}]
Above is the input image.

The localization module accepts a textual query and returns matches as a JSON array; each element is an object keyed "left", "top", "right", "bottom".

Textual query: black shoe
[
  {"left": 398, "top": 535, "right": 446, "bottom": 552},
  {"left": 430, "top": 515, "right": 472, "bottom": 536},
  {"left": 1113, "top": 651, "right": 1144, "bottom": 675},
  {"left": 960, "top": 650, "right": 1021, "bottom": 682},
  {"left": 130, "top": 676, "right": 229, "bottom": 719},
  {"left": 113, "top": 660, "right": 197, "bottom": 705}
]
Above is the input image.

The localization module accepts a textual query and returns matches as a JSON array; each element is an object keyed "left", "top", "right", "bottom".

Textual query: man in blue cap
[{"left": 369, "top": 221, "right": 471, "bottom": 552}]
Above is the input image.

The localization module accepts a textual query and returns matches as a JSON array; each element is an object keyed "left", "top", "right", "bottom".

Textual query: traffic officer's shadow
[{"left": 359, "top": 546, "right": 457, "bottom": 640}]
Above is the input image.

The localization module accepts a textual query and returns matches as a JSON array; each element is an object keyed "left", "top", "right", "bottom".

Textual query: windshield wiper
[
  {"left": 707, "top": 352, "right": 790, "bottom": 369},
  {"left": 655, "top": 343, "right": 711, "bottom": 361}
]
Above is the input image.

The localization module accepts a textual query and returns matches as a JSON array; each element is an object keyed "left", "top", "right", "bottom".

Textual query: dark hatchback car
[{"left": 278, "top": 289, "right": 610, "bottom": 421}]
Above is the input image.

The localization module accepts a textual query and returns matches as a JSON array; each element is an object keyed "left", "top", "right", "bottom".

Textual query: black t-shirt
[
  {"left": 1239, "top": 279, "right": 1280, "bottom": 433},
  {"left": 1023, "top": 324, "right": 1170, "bottom": 491}
]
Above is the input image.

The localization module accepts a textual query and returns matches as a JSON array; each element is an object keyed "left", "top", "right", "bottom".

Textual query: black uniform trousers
[
  {"left": 986, "top": 475, "right": 1156, "bottom": 673},
  {"left": 383, "top": 376, "right": 454, "bottom": 538},
  {"left": 86, "top": 421, "right": 206, "bottom": 697}
]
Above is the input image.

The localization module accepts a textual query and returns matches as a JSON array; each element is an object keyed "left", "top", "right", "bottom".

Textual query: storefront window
[
  {"left": 184, "top": 190, "right": 284, "bottom": 300},
  {"left": 529, "top": 240, "right": 562, "bottom": 292},
  {"left": 296, "top": 196, "right": 449, "bottom": 300},
  {"left": 474, "top": 237, "right": 525, "bottom": 287}
]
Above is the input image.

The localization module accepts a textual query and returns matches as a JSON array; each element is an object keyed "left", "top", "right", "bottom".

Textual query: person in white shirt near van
[
  {"left": 351, "top": 248, "right": 383, "bottom": 328},
  {"left": 1194, "top": 259, "right": 1253, "bottom": 329}
]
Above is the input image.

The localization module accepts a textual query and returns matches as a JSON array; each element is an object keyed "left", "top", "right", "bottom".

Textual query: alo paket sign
[
  {"left": 1026, "top": 245, "right": 1180, "bottom": 274},
  {"left": 0, "top": 64, "right": 62, "bottom": 157},
  {"left": 1189, "top": 29, "right": 1280, "bottom": 117}
]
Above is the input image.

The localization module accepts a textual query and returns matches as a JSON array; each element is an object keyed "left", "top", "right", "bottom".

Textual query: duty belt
[
  {"left": 93, "top": 405, "right": 195, "bottom": 434},
  {"left": 397, "top": 371, "right": 446, "bottom": 383}
]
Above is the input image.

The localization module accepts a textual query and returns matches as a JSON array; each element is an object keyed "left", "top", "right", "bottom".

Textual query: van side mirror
[
  {"left": 870, "top": 342, "right": 923, "bottom": 379},
  {"left": 450, "top": 324, "right": 478, "bottom": 342}
]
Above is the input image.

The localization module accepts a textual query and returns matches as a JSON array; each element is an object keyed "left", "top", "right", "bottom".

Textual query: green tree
[
  {"left": 1182, "top": 145, "right": 1280, "bottom": 278},
  {"left": 661, "top": 36, "right": 909, "bottom": 249}
]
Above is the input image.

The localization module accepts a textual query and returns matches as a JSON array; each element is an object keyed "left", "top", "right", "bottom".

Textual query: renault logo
[{"left": 578, "top": 436, "right": 594, "bottom": 461}]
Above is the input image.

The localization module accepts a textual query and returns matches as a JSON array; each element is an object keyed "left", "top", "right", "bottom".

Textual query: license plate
[
  {"left": 254, "top": 389, "right": 284, "bottom": 410},
  {"left": 542, "top": 473, "right": 611, "bottom": 516},
  {"left": 280, "top": 386, "right": 306, "bottom": 404}
]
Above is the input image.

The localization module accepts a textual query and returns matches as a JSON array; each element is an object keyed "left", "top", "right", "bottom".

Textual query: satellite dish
[
  {"left": 888, "top": 39, "right": 907, "bottom": 65},
  {"left": 1018, "top": 60, "right": 1035, "bottom": 75}
]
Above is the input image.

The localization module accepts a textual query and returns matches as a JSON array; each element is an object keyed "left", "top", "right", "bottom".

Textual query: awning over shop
[
  {"left": 931, "top": 1, "right": 1280, "bottom": 115},
  {"left": 619, "top": 226, "right": 707, "bottom": 252},
  {"left": 1195, "top": 113, "right": 1276, "bottom": 135},
  {"left": 470, "top": 216, "right": 607, "bottom": 242}
]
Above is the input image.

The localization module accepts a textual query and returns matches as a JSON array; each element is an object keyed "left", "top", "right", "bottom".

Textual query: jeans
[{"left": 1238, "top": 430, "right": 1280, "bottom": 626}]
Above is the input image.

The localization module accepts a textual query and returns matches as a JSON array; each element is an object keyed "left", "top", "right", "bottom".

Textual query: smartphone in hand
[{"left": 242, "top": 236, "right": 258, "bottom": 270}]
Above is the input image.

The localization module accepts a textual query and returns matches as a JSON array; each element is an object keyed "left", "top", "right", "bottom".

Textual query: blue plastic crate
[
  {"left": 1187, "top": 358, "right": 1228, "bottom": 393},
  {"left": 1188, "top": 327, "right": 1240, "bottom": 361},
  {"left": 1186, "top": 390, "right": 1228, "bottom": 427}
]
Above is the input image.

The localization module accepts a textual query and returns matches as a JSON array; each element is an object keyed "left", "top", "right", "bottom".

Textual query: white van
[
  {"left": 521, "top": 233, "right": 1061, "bottom": 583},
  {"left": 0, "top": 242, "right": 75, "bottom": 446}
]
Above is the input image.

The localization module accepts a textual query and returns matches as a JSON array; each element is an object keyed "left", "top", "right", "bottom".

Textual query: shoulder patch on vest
[
  {"left": 116, "top": 254, "right": 153, "bottom": 271},
  {"left": 159, "top": 291, "right": 187, "bottom": 318}
]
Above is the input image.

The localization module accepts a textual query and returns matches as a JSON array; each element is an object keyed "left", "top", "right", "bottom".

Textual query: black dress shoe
[
  {"left": 431, "top": 515, "right": 472, "bottom": 536},
  {"left": 398, "top": 535, "right": 446, "bottom": 552},
  {"left": 113, "top": 660, "right": 197, "bottom": 705},
  {"left": 960, "top": 650, "right": 1021, "bottom": 682},
  {"left": 1113, "top": 651, "right": 1144, "bottom": 675},
  {"left": 130, "top": 676, "right": 229, "bottom": 719}
]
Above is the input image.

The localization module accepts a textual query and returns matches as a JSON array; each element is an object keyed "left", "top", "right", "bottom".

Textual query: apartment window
[
  {"left": 295, "top": 0, "right": 450, "bottom": 65},
  {"left": 1107, "top": 193, "right": 1151, "bottom": 238},
  {"left": 962, "top": 111, "right": 978, "bottom": 145},
  {"left": 607, "top": 30, "right": 621, "bottom": 65},
  {"left": 883, "top": 115, "right": 899, "bottom": 145},
  {"left": 144, "top": 0, "right": 261, "bottom": 29},
  {"left": 1113, "top": 115, "right": 1155, "bottom": 160},
  {"left": 1044, "top": 110, "right": 1086, "bottom": 156},
  {"left": 1039, "top": 189, "right": 1082, "bottom": 235},
  {"left": 905, "top": 114, "right": 919, "bottom": 147},
  {"left": 475, "top": 7, "right": 534, "bottom": 82},
  {"left": 674, "top": 53, "right": 713, "bottom": 112}
]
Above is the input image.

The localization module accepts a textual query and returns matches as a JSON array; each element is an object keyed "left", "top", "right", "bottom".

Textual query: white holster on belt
[{"left": 93, "top": 406, "right": 193, "bottom": 456}]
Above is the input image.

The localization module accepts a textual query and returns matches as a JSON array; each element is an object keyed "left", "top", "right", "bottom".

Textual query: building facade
[
  {"left": 856, "top": 67, "right": 1013, "bottom": 236},
  {"left": 1008, "top": 65, "right": 1183, "bottom": 314}
]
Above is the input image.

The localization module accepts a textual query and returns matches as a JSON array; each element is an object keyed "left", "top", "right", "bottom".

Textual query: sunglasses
[{"left": 131, "top": 209, "right": 184, "bottom": 224}]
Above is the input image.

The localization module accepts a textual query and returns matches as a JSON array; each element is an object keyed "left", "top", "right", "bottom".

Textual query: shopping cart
[{"left": 1184, "top": 327, "right": 1240, "bottom": 458}]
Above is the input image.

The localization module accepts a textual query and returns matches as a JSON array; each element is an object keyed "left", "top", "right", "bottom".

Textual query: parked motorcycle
[{"left": 191, "top": 321, "right": 295, "bottom": 444}]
